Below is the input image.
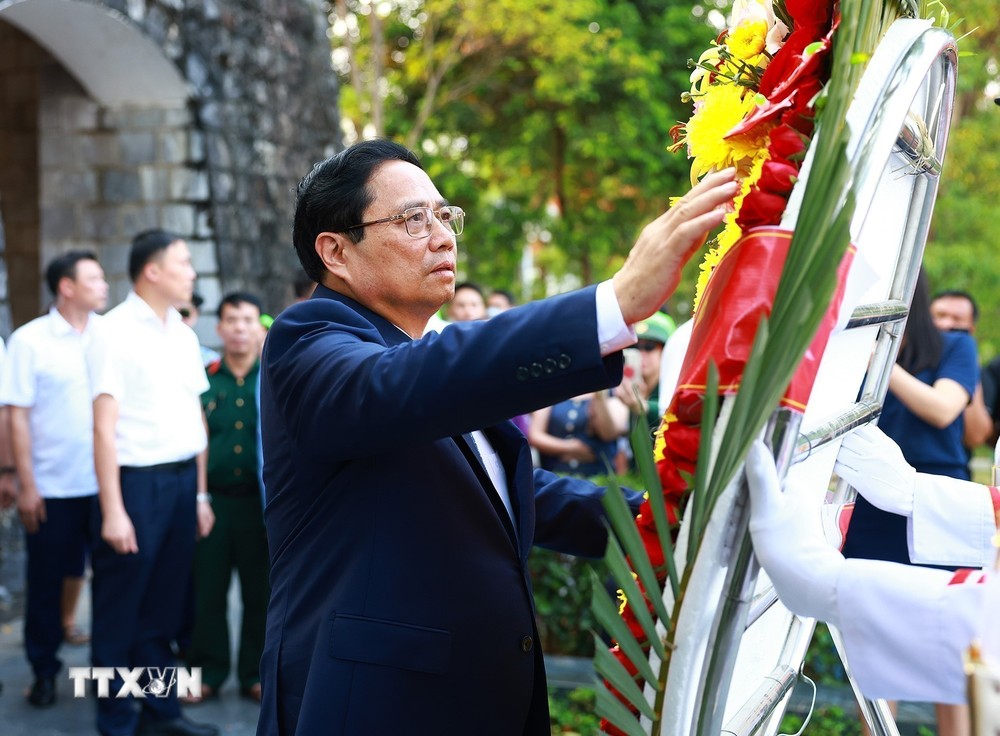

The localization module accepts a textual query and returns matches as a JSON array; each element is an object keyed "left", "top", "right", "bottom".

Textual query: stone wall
[
  {"left": 0, "top": 0, "right": 339, "bottom": 324},
  {"left": 102, "top": 0, "right": 342, "bottom": 312},
  {"left": 39, "top": 66, "right": 204, "bottom": 309},
  {"left": 0, "top": 22, "right": 42, "bottom": 332}
]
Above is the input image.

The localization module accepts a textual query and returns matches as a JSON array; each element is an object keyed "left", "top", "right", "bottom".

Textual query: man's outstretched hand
[{"left": 613, "top": 168, "right": 738, "bottom": 325}]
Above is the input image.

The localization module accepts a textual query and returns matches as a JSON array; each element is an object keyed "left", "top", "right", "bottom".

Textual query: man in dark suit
[{"left": 257, "top": 139, "right": 736, "bottom": 735}]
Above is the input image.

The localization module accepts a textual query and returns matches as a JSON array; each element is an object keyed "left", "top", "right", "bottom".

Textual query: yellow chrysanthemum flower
[
  {"left": 691, "top": 148, "right": 771, "bottom": 311},
  {"left": 729, "top": 19, "right": 768, "bottom": 61},
  {"left": 687, "top": 84, "right": 759, "bottom": 180}
]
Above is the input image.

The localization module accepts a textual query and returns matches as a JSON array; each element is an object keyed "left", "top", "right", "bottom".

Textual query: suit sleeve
[
  {"left": 836, "top": 559, "right": 980, "bottom": 704},
  {"left": 531, "top": 468, "right": 644, "bottom": 558},
  {"left": 265, "top": 287, "right": 623, "bottom": 461}
]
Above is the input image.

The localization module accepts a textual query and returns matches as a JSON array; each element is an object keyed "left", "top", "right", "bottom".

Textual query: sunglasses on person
[{"left": 635, "top": 340, "right": 663, "bottom": 352}]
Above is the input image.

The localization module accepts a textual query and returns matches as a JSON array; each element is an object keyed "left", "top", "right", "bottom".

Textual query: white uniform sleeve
[
  {"left": 0, "top": 330, "right": 36, "bottom": 407},
  {"left": 836, "top": 559, "right": 980, "bottom": 704},
  {"left": 909, "top": 475, "right": 996, "bottom": 568}
]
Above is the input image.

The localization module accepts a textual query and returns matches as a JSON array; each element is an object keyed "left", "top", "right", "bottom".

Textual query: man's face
[
  {"left": 449, "top": 288, "right": 486, "bottom": 322},
  {"left": 339, "top": 161, "right": 457, "bottom": 318},
  {"left": 487, "top": 293, "right": 512, "bottom": 315},
  {"left": 65, "top": 258, "right": 108, "bottom": 313},
  {"left": 217, "top": 301, "right": 261, "bottom": 357},
  {"left": 637, "top": 339, "right": 664, "bottom": 384},
  {"left": 930, "top": 295, "right": 975, "bottom": 333},
  {"left": 149, "top": 240, "right": 196, "bottom": 306}
]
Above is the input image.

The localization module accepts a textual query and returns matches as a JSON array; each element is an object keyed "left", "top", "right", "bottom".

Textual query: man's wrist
[{"left": 196, "top": 492, "right": 212, "bottom": 504}]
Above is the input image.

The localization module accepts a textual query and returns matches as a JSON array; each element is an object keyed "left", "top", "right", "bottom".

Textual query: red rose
[
  {"left": 758, "top": 160, "right": 799, "bottom": 194},
  {"left": 768, "top": 125, "right": 807, "bottom": 162},
  {"left": 665, "top": 422, "right": 701, "bottom": 463},
  {"left": 737, "top": 190, "right": 790, "bottom": 229},
  {"left": 636, "top": 505, "right": 655, "bottom": 531},
  {"left": 638, "top": 523, "right": 665, "bottom": 569},
  {"left": 658, "top": 456, "right": 689, "bottom": 497}
]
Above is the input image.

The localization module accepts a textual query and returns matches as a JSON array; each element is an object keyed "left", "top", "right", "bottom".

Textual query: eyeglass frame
[{"left": 334, "top": 205, "right": 465, "bottom": 238}]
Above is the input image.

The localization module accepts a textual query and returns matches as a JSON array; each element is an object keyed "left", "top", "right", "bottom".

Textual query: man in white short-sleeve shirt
[
  {"left": 0, "top": 338, "right": 15, "bottom": 510},
  {"left": 0, "top": 251, "right": 107, "bottom": 708},
  {"left": 86, "top": 229, "right": 218, "bottom": 736}
]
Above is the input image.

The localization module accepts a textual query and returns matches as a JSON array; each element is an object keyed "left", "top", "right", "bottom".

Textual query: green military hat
[{"left": 635, "top": 312, "right": 675, "bottom": 345}]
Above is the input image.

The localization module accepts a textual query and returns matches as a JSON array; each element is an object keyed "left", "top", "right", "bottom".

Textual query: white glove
[
  {"left": 834, "top": 425, "right": 915, "bottom": 516},
  {"left": 745, "top": 441, "right": 844, "bottom": 626}
]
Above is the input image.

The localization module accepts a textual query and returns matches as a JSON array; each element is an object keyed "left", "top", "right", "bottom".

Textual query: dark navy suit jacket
[{"left": 257, "top": 284, "right": 636, "bottom": 735}]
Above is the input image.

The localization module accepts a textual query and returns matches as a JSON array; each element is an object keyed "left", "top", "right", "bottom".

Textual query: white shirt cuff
[{"left": 596, "top": 280, "right": 636, "bottom": 357}]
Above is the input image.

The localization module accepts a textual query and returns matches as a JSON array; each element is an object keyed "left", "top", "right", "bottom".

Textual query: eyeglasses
[
  {"left": 337, "top": 206, "right": 464, "bottom": 238},
  {"left": 635, "top": 340, "right": 663, "bottom": 352}
]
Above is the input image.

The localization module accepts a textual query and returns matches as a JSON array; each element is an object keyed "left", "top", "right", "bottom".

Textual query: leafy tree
[
  {"left": 923, "top": 2, "right": 1000, "bottom": 358},
  {"left": 331, "top": 0, "right": 716, "bottom": 313}
]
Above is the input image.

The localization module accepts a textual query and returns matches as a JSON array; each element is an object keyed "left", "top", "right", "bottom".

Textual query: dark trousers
[
  {"left": 188, "top": 492, "right": 270, "bottom": 689},
  {"left": 24, "top": 494, "right": 95, "bottom": 680},
  {"left": 91, "top": 462, "right": 196, "bottom": 736}
]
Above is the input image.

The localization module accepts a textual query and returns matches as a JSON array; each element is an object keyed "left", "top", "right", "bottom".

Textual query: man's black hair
[
  {"left": 217, "top": 292, "right": 264, "bottom": 319},
  {"left": 45, "top": 251, "right": 99, "bottom": 296},
  {"left": 931, "top": 289, "right": 979, "bottom": 324},
  {"left": 489, "top": 289, "right": 516, "bottom": 307},
  {"left": 293, "top": 140, "right": 423, "bottom": 283},
  {"left": 129, "top": 229, "right": 183, "bottom": 283},
  {"left": 454, "top": 282, "right": 485, "bottom": 299}
]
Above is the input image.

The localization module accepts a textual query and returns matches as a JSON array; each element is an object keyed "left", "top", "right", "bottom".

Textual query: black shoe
[
  {"left": 135, "top": 716, "right": 220, "bottom": 736},
  {"left": 27, "top": 677, "right": 56, "bottom": 707}
]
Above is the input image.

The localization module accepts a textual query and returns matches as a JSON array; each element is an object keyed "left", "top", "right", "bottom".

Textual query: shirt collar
[
  {"left": 124, "top": 290, "right": 183, "bottom": 329},
  {"left": 213, "top": 357, "right": 261, "bottom": 381},
  {"left": 48, "top": 306, "right": 97, "bottom": 337}
]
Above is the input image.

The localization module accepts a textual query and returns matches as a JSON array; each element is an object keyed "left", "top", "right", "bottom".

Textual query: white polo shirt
[
  {"left": 0, "top": 309, "right": 100, "bottom": 498},
  {"left": 86, "top": 291, "right": 209, "bottom": 467}
]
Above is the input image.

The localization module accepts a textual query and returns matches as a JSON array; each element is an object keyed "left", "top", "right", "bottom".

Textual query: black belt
[
  {"left": 210, "top": 483, "right": 260, "bottom": 498},
  {"left": 121, "top": 457, "right": 196, "bottom": 474}
]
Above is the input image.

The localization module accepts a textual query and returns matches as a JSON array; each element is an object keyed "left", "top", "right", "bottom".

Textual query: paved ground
[{"left": 0, "top": 576, "right": 260, "bottom": 735}]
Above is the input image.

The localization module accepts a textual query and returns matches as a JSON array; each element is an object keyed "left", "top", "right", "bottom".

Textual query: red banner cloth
[{"left": 672, "top": 227, "right": 855, "bottom": 424}]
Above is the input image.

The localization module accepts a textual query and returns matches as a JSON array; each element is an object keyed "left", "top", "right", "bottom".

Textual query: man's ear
[{"left": 315, "top": 232, "right": 352, "bottom": 280}]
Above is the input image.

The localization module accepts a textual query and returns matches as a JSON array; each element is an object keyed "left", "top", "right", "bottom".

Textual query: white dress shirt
[
  {"left": 0, "top": 309, "right": 100, "bottom": 498},
  {"left": 468, "top": 280, "right": 635, "bottom": 527},
  {"left": 86, "top": 292, "right": 209, "bottom": 467}
]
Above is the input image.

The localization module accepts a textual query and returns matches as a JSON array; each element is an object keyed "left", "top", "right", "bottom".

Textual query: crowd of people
[{"left": 0, "top": 234, "right": 275, "bottom": 736}]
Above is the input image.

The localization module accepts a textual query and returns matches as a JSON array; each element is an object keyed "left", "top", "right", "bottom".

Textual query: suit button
[
  {"left": 530, "top": 362, "right": 543, "bottom": 378},
  {"left": 521, "top": 636, "right": 533, "bottom": 653},
  {"left": 516, "top": 366, "right": 529, "bottom": 381},
  {"left": 558, "top": 353, "right": 572, "bottom": 370},
  {"left": 543, "top": 358, "right": 556, "bottom": 374}
]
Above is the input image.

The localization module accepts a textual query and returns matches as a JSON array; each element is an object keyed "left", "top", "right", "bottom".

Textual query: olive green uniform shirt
[{"left": 202, "top": 358, "right": 260, "bottom": 491}]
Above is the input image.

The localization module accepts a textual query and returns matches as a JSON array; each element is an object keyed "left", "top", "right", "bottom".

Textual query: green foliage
[
  {"left": 780, "top": 707, "right": 861, "bottom": 736},
  {"left": 331, "top": 0, "right": 717, "bottom": 299},
  {"left": 548, "top": 687, "right": 601, "bottom": 735},
  {"left": 922, "top": 0, "right": 1000, "bottom": 360},
  {"left": 530, "top": 547, "right": 608, "bottom": 657}
]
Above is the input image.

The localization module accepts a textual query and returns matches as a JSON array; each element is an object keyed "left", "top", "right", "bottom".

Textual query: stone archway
[{"left": 0, "top": 0, "right": 204, "bottom": 331}]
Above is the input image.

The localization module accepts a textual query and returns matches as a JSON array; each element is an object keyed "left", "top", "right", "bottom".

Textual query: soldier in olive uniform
[{"left": 185, "top": 293, "right": 269, "bottom": 703}]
